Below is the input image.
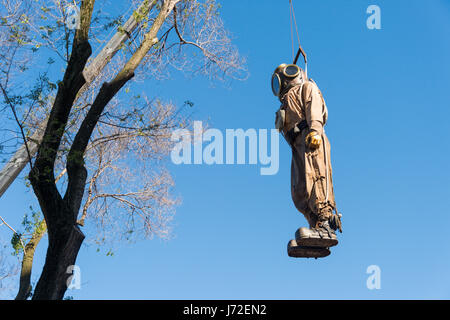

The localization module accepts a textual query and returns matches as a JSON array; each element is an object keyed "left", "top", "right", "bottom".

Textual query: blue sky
[{"left": 1, "top": 0, "right": 450, "bottom": 299}]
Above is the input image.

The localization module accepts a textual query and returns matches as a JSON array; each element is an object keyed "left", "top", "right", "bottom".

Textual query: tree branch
[
  {"left": 0, "top": 83, "right": 33, "bottom": 171},
  {"left": 30, "top": 0, "right": 96, "bottom": 228},
  {"left": 65, "top": 0, "right": 180, "bottom": 217}
]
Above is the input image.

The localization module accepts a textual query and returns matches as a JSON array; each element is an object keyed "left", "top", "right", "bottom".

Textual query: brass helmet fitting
[{"left": 271, "top": 63, "right": 305, "bottom": 97}]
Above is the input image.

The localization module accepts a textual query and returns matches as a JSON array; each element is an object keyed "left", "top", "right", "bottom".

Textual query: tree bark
[
  {"left": 29, "top": 0, "right": 95, "bottom": 300},
  {"left": 32, "top": 222, "right": 84, "bottom": 300},
  {"left": 15, "top": 221, "right": 46, "bottom": 300}
]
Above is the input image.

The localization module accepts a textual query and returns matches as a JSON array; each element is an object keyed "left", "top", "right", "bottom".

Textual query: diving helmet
[{"left": 271, "top": 63, "right": 306, "bottom": 98}]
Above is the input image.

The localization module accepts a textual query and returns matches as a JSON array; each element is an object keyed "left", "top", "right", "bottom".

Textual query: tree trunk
[
  {"left": 30, "top": 159, "right": 88, "bottom": 300},
  {"left": 15, "top": 221, "right": 46, "bottom": 300},
  {"left": 29, "top": 0, "right": 95, "bottom": 299},
  {"left": 32, "top": 223, "right": 84, "bottom": 300}
]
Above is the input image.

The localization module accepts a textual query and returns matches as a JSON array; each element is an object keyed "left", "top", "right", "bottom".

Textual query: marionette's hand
[{"left": 305, "top": 131, "right": 322, "bottom": 149}]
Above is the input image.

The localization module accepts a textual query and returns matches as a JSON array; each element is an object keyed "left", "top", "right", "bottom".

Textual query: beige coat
[{"left": 279, "top": 80, "right": 336, "bottom": 228}]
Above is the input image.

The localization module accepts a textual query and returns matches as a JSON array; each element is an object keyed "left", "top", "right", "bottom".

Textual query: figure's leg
[
  {"left": 290, "top": 142, "right": 314, "bottom": 225},
  {"left": 295, "top": 133, "right": 341, "bottom": 248}
]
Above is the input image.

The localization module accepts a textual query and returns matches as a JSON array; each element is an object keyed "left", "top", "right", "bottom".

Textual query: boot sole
[
  {"left": 295, "top": 229, "right": 338, "bottom": 248},
  {"left": 287, "top": 240, "right": 331, "bottom": 258}
]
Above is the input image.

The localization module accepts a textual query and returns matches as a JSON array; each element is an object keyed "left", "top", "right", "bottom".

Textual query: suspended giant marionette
[{"left": 272, "top": 1, "right": 342, "bottom": 259}]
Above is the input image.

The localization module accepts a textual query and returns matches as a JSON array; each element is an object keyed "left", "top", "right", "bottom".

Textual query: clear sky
[{"left": 1, "top": 0, "right": 450, "bottom": 299}]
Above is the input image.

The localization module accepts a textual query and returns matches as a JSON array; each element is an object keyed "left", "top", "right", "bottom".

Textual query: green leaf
[{"left": 11, "top": 232, "right": 23, "bottom": 255}]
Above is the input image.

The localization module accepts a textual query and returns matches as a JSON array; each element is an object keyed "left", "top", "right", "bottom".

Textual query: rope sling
[{"left": 287, "top": 0, "right": 342, "bottom": 233}]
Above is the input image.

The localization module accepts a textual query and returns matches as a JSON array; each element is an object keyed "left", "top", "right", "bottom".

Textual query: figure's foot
[
  {"left": 295, "top": 221, "right": 338, "bottom": 248},
  {"left": 287, "top": 239, "right": 331, "bottom": 258}
]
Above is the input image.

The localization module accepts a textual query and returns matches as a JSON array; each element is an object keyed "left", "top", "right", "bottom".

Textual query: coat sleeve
[{"left": 303, "top": 81, "right": 324, "bottom": 135}]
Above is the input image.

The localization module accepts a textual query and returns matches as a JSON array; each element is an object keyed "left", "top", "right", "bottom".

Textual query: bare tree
[{"left": 0, "top": 0, "right": 245, "bottom": 300}]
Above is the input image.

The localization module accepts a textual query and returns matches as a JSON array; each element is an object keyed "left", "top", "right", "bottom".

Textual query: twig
[
  {"left": 172, "top": 6, "right": 220, "bottom": 64},
  {"left": 0, "top": 83, "right": 34, "bottom": 171}
]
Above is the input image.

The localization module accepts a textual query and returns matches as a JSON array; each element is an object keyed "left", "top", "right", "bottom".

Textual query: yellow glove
[{"left": 305, "top": 131, "right": 322, "bottom": 149}]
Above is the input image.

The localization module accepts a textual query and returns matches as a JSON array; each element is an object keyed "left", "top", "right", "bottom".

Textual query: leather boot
[
  {"left": 295, "top": 220, "right": 338, "bottom": 248},
  {"left": 287, "top": 239, "right": 331, "bottom": 258}
]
